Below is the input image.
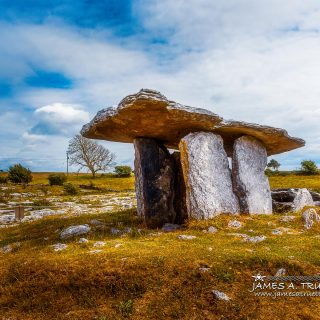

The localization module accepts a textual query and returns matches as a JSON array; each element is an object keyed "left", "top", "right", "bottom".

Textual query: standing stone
[
  {"left": 232, "top": 135, "right": 272, "bottom": 214},
  {"left": 172, "top": 152, "right": 188, "bottom": 224},
  {"left": 292, "top": 188, "right": 314, "bottom": 212},
  {"left": 134, "top": 138, "right": 176, "bottom": 227},
  {"left": 179, "top": 132, "right": 239, "bottom": 219}
]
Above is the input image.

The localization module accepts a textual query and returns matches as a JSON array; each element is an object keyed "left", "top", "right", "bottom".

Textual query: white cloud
[{"left": 35, "top": 103, "right": 89, "bottom": 124}]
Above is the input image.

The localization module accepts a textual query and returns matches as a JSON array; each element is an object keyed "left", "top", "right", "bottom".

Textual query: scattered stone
[
  {"left": 179, "top": 132, "right": 240, "bottom": 219},
  {"left": 199, "top": 267, "right": 211, "bottom": 272},
  {"left": 178, "top": 235, "right": 197, "bottom": 240},
  {"left": 208, "top": 226, "right": 218, "bottom": 233},
  {"left": 115, "top": 243, "right": 123, "bottom": 248},
  {"left": 228, "top": 220, "right": 242, "bottom": 229},
  {"left": 79, "top": 238, "right": 89, "bottom": 243},
  {"left": 110, "top": 228, "right": 121, "bottom": 235},
  {"left": 279, "top": 216, "right": 296, "bottom": 222},
  {"left": 212, "top": 290, "right": 230, "bottom": 301},
  {"left": 52, "top": 243, "right": 68, "bottom": 251},
  {"left": 90, "top": 219, "right": 105, "bottom": 226},
  {"left": 134, "top": 138, "right": 176, "bottom": 227},
  {"left": 275, "top": 268, "right": 286, "bottom": 277},
  {"left": 232, "top": 136, "right": 272, "bottom": 214},
  {"left": 93, "top": 241, "right": 106, "bottom": 247},
  {"left": 271, "top": 229, "right": 283, "bottom": 235},
  {"left": 1, "top": 244, "right": 12, "bottom": 253},
  {"left": 124, "top": 227, "right": 132, "bottom": 233},
  {"left": 302, "top": 208, "right": 320, "bottom": 229},
  {"left": 292, "top": 188, "right": 314, "bottom": 212},
  {"left": 89, "top": 250, "right": 102, "bottom": 254},
  {"left": 162, "top": 223, "right": 181, "bottom": 232},
  {"left": 0, "top": 214, "right": 16, "bottom": 224},
  {"left": 44, "top": 237, "right": 49, "bottom": 241},
  {"left": 244, "top": 235, "right": 266, "bottom": 243},
  {"left": 60, "top": 224, "right": 91, "bottom": 239}
]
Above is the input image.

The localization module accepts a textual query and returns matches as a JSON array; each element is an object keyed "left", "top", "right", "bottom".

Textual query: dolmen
[{"left": 81, "top": 89, "right": 305, "bottom": 227}]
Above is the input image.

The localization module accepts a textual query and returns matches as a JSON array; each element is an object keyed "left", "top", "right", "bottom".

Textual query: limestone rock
[
  {"left": 244, "top": 235, "right": 266, "bottom": 243},
  {"left": 208, "top": 226, "right": 218, "bottom": 233},
  {"left": 228, "top": 220, "right": 242, "bottom": 229},
  {"left": 52, "top": 243, "right": 68, "bottom": 251},
  {"left": 81, "top": 89, "right": 304, "bottom": 156},
  {"left": 60, "top": 224, "right": 91, "bottom": 239},
  {"left": 134, "top": 138, "right": 176, "bottom": 227},
  {"left": 232, "top": 136, "right": 272, "bottom": 214},
  {"left": 179, "top": 132, "right": 240, "bottom": 219},
  {"left": 302, "top": 208, "right": 320, "bottom": 229},
  {"left": 293, "top": 188, "right": 314, "bottom": 212},
  {"left": 275, "top": 268, "right": 286, "bottom": 276},
  {"left": 178, "top": 235, "right": 197, "bottom": 240},
  {"left": 79, "top": 238, "right": 89, "bottom": 243},
  {"left": 212, "top": 290, "right": 230, "bottom": 301}
]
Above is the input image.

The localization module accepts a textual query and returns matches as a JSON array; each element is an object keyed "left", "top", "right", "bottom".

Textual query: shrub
[
  {"left": 8, "top": 164, "right": 32, "bottom": 184},
  {"left": 114, "top": 165, "right": 132, "bottom": 177},
  {"left": 48, "top": 173, "right": 67, "bottom": 186},
  {"left": 63, "top": 183, "right": 78, "bottom": 195},
  {"left": 0, "top": 176, "right": 8, "bottom": 183},
  {"left": 300, "top": 160, "right": 318, "bottom": 175}
]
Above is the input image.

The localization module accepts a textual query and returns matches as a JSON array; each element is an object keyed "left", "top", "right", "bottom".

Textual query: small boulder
[
  {"left": 178, "top": 235, "right": 197, "bottom": 240},
  {"left": 302, "top": 208, "right": 320, "bottom": 229},
  {"left": 111, "top": 227, "right": 121, "bottom": 235},
  {"left": 79, "top": 238, "right": 89, "bottom": 243},
  {"left": 52, "top": 243, "right": 68, "bottom": 251},
  {"left": 60, "top": 224, "right": 91, "bottom": 239},
  {"left": 1, "top": 244, "right": 13, "bottom": 253},
  {"left": 271, "top": 229, "right": 283, "bottom": 235},
  {"left": 279, "top": 216, "right": 296, "bottom": 222},
  {"left": 275, "top": 268, "right": 286, "bottom": 277},
  {"left": 93, "top": 241, "right": 106, "bottom": 247},
  {"left": 208, "top": 226, "right": 218, "bottom": 233},
  {"left": 244, "top": 235, "right": 266, "bottom": 243},
  {"left": 292, "top": 188, "right": 314, "bottom": 212},
  {"left": 212, "top": 290, "right": 230, "bottom": 301},
  {"left": 228, "top": 220, "right": 242, "bottom": 229},
  {"left": 162, "top": 223, "right": 181, "bottom": 232}
]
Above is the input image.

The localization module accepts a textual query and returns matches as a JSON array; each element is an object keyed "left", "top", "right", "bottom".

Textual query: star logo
[{"left": 252, "top": 273, "right": 266, "bottom": 282}]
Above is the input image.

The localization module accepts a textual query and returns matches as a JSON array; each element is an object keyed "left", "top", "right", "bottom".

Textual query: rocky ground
[{"left": 0, "top": 185, "right": 136, "bottom": 226}]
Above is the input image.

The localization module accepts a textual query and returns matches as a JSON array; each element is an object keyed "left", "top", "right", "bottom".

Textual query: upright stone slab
[
  {"left": 134, "top": 138, "right": 176, "bottom": 227},
  {"left": 232, "top": 136, "right": 272, "bottom": 214},
  {"left": 179, "top": 132, "right": 240, "bottom": 219},
  {"left": 172, "top": 152, "right": 188, "bottom": 224}
]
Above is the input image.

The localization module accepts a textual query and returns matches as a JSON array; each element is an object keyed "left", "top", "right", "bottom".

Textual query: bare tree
[{"left": 68, "top": 134, "right": 115, "bottom": 178}]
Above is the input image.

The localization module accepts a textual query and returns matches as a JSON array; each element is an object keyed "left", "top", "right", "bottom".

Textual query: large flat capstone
[
  {"left": 179, "top": 132, "right": 240, "bottom": 219},
  {"left": 232, "top": 136, "right": 272, "bottom": 214},
  {"left": 81, "top": 89, "right": 305, "bottom": 156}
]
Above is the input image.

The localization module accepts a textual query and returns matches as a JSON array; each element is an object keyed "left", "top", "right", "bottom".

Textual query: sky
[{"left": 1, "top": 0, "right": 320, "bottom": 172}]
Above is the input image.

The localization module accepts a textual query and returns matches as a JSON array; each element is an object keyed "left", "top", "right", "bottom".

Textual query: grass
[
  {"left": 1, "top": 173, "right": 320, "bottom": 319},
  {"left": 269, "top": 174, "right": 320, "bottom": 191}
]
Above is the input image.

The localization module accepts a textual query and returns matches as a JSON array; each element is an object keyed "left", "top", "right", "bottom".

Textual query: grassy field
[{"left": 1, "top": 173, "right": 320, "bottom": 319}]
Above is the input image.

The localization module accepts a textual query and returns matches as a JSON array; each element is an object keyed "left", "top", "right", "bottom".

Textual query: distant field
[
  {"left": 0, "top": 172, "right": 135, "bottom": 191},
  {"left": 269, "top": 174, "right": 320, "bottom": 191},
  {"left": 1, "top": 171, "right": 320, "bottom": 191}
]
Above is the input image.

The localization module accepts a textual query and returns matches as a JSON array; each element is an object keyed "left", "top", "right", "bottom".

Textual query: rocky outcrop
[
  {"left": 60, "top": 225, "right": 91, "bottom": 239},
  {"left": 134, "top": 138, "right": 176, "bottom": 227},
  {"left": 302, "top": 208, "right": 320, "bottom": 229},
  {"left": 81, "top": 89, "right": 305, "bottom": 156},
  {"left": 292, "top": 188, "right": 314, "bottom": 212},
  {"left": 179, "top": 132, "right": 239, "bottom": 219},
  {"left": 232, "top": 136, "right": 272, "bottom": 214},
  {"left": 272, "top": 188, "right": 319, "bottom": 213}
]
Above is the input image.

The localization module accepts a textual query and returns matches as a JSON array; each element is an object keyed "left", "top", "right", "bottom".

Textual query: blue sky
[{"left": 1, "top": 0, "right": 320, "bottom": 172}]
